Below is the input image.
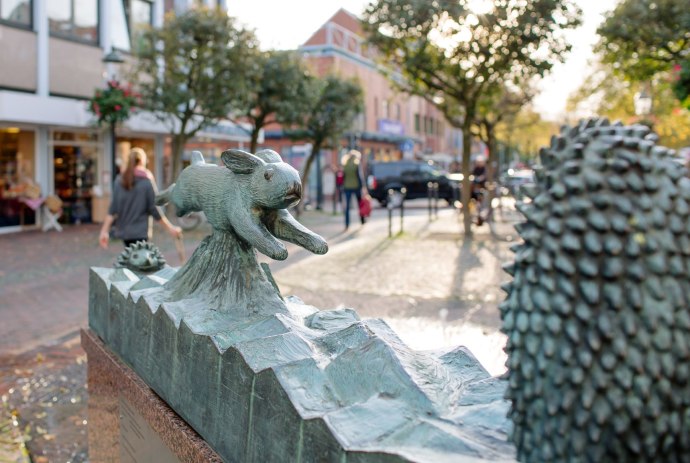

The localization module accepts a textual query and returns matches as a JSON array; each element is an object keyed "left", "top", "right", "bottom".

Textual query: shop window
[
  {"left": 0, "top": 128, "right": 37, "bottom": 227},
  {"left": 0, "top": 0, "right": 31, "bottom": 27},
  {"left": 52, "top": 131, "right": 100, "bottom": 224},
  {"left": 414, "top": 114, "right": 420, "bottom": 133},
  {"left": 48, "top": 0, "right": 98, "bottom": 44}
]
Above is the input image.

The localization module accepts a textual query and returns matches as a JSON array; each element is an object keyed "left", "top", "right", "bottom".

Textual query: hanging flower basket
[{"left": 88, "top": 80, "right": 141, "bottom": 126}]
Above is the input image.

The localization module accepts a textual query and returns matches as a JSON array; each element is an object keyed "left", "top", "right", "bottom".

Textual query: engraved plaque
[{"left": 119, "top": 396, "right": 181, "bottom": 463}]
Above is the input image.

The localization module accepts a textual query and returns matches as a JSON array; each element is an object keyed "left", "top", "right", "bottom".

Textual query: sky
[{"left": 226, "top": 0, "right": 618, "bottom": 121}]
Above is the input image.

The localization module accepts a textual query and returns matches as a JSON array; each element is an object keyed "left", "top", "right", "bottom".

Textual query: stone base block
[{"left": 81, "top": 328, "right": 221, "bottom": 463}]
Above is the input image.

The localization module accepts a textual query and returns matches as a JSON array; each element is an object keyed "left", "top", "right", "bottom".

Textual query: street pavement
[
  {"left": 0, "top": 198, "right": 520, "bottom": 461},
  {"left": 1, "top": 199, "right": 518, "bottom": 371}
]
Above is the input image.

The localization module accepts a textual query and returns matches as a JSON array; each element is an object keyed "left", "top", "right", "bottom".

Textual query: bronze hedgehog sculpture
[
  {"left": 501, "top": 118, "right": 690, "bottom": 462},
  {"left": 116, "top": 241, "right": 166, "bottom": 273}
]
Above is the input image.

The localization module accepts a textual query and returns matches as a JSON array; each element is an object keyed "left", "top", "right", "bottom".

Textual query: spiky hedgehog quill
[{"left": 501, "top": 119, "right": 690, "bottom": 462}]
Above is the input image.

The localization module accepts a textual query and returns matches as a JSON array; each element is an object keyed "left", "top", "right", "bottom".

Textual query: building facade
[
  {"left": 0, "top": 0, "right": 249, "bottom": 232},
  {"left": 261, "top": 9, "right": 465, "bottom": 203}
]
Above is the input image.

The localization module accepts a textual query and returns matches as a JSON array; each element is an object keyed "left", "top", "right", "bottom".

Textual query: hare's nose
[{"left": 286, "top": 182, "right": 302, "bottom": 199}]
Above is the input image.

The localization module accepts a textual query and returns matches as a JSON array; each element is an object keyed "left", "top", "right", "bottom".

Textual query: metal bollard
[
  {"left": 388, "top": 189, "right": 394, "bottom": 238},
  {"left": 428, "top": 182, "right": 433, "bottom": 220},
  {"left": 400, "top": 187, "right": 407, "bottom": 234},
  {"left": 433, "top": 182, "right": 439, "bottom": 217}
]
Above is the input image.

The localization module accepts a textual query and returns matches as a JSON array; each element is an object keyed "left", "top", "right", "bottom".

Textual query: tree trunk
[
  {"left": 485, "top": 123, "right": 497, "bottom": 207},
  {"left": 299, "top": 140, "right": 322, "bottom": 214},
  {"left": 249, "top": 115, "right": 264, "bottom": 153},
  {"left": 250, "top": 128, "right": 261, "bottom": 154},
  {"left": 171, "top": 134, "right": 187, "bottom": 186},
  {"left": 461, "top": 117, "right": 473, "bottom": 237}
]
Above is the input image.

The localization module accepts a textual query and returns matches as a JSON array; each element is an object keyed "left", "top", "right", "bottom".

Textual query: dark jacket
[{"left": 108, "top": 175, "right": 161, "bottom": 240}]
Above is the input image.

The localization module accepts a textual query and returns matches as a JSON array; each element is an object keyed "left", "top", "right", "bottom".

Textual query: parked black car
[{"left": 366, "top": 161, "right": 459, "bottom": 206}]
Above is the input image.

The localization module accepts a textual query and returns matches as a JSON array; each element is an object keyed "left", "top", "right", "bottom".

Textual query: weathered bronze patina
[{"left": 502, "top": 119, "right": 690, "bottom": 462}]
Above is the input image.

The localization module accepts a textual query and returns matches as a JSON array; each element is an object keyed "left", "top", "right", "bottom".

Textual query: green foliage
[
  {"left": 241, "top": 51, "right": 316, "bottom": 152},
  {"left": 567, "top": 61, "right": 690, "bottom": 149},
  {"left": 362, "top": 0, "right": 580, "bottom": 234},
  {"left": 672, "top": 61, "right": 690, "bottom": 109},
  {"left": 131, "top": 8, "right": 259, "bottom": 180},
  {"left": 88, "top": 80, "right": 140, "bottom": 126},
  {"left": 303, "top": 76, "right": 364, "bottom": 148},
  {"left": 566, "top": 62, "right": 636, "bottom": 122},
  {"left": 363, "top": 0, "right": 580, "bottom": 120},
  {"left": 596, "top": 0, "right": 690, "bottom": 82},
  {"left": 287, "top": 76, "right": 364, "bottom": 199}
]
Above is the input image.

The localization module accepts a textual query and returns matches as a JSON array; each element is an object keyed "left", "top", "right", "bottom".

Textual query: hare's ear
[
  {"left": 222, "top": 149, "right": 264, "bottom": 174},
  {"left": 254, "top": 149, "right": 283, "bottom": 163}
]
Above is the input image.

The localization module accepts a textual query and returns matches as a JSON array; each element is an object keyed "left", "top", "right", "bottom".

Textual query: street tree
[
  {"left": 363, "top": 0, "right": 581, "bottom": 235},
  {"left": 239, "top": 50, "right": 316, "bottom": 153},
  {"left": 132, "top": 8, "right": 259, "bottom": 183},
  {"left": 567, "top": 61, "right": 690, "bottom": 149},
  {"left": 596, "top": 0, "right": 690, "bottom": 82},
  {"left": 473, "top": 83, "right": 534, "bottom": 187},
  {"left": 287, "top": 76, "right": 364, "bottom": 210},
  {"left": 497, "top": 108, "right": 559, "bottom": 163}
]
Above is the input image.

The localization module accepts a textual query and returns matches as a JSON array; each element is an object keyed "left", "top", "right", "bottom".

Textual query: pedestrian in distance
[
  {"left": 99, "top": 147, "right": 181, "bottom": 249},
  {"left": 341, "top": 149, "right": 368, "bottom": 230}
]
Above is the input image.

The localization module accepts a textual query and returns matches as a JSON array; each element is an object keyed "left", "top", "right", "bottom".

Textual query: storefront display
[
  {"left": 52, "top": 131, "right": 100, "bottom": 224},
  {"left": 0, "top": 128, "right": 37, "bottom": 228}
]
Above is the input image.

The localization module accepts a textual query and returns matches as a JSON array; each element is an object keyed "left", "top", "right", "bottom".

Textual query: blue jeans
[{"left": 344, "top": 189, "right": 362, "bottom": 228}]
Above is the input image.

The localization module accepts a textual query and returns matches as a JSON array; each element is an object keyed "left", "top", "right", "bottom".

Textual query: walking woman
[
  {"left": 99, "top": 147, "right": 181, "bottom": 248},
  {"left": 341, "top": 149, "right": 366, "bottom": 230}
]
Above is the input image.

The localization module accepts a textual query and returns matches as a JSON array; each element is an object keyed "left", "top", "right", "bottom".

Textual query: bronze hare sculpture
[{"left": 156, "top": 149, "right": 328, "bottom": 313}]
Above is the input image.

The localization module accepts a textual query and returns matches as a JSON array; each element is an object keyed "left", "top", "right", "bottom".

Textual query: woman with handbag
[
  {"left": 341, "top": 149, "right": 369, "bottom": 230},
  {"left": 99, "top": 147, "right": 181, "bottom": 249}
]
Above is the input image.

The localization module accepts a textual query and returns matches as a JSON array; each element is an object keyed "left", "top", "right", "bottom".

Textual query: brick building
[{"left": 261, "top": 9, "right": 464, "bottom": 203}]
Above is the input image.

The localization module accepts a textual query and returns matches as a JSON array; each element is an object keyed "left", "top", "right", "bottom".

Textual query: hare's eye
[{"left": 264, "top": 170, "right": 274, "bottom": 181}]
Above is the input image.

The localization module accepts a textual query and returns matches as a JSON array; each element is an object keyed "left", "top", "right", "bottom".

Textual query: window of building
[
  {"left": 48, "top": 0, "right": 98, "bottom": 44},
  {"left": 111, "top": 0, "right": 153, "bottom": 52},
  {"left": 374, "top": 97, "right": 379, "bottom": 119},
  {"left": 429, "top": 118, "right": 435, "bottom": 135},
  {"left": 128, "top": 0, "right": 152, "bottom": 51},
  {"left": 1, "top": 0, "right": 31, "bottom": 27},
  {"left": 51, "top": 131, "right": 100, "bottom": 224},
  {"left": 414, "top": 114, "right": 420, "bottom": 133},
  {"left": 396, "top": 103, "right": 401, "bottom": 121},
  {"left": 0, "top": 128, "right": 37, "bottom": 228},
  {"left": 382, "top": 100, "right": 389, "bottom": 119}
]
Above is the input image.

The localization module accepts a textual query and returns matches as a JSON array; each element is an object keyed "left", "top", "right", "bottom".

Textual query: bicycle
[{"left": 467, "top": 182, "right": 521, "bottom": 241}]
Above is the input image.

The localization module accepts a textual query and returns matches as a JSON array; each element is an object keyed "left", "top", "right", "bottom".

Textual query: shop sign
[{"left": 377, "top": 119, "right": 404, "bottom": 136}]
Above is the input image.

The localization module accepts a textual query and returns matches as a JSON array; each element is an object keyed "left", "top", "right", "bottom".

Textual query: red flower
[{"left": 115, "top": 104, "right": 122, "bottom": 111}]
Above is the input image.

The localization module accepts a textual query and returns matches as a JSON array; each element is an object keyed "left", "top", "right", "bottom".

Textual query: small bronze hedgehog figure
[
  {"left": 116, "top": 241, "right": 166, "bottom": 273},
  {"left": 501, "top": 118, "right": 690, "bottom": 462}
]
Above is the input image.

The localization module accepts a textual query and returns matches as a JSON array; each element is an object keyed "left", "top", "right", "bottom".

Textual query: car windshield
[{"left": 420, "top": 164, "right": 444, "bottom": 176}]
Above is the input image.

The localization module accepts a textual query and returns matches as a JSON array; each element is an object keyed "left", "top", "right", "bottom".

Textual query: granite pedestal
[{"left": 81, "top": 329, "right": 221, "bottom": 463}]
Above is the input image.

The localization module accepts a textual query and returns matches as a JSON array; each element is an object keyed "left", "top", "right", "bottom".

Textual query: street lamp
[
  {"left": 102, "top": 48, "right": 124, "bottom": 188},
  {"left": 634, "top": 87, "right": 653, "bottom": 118}
]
